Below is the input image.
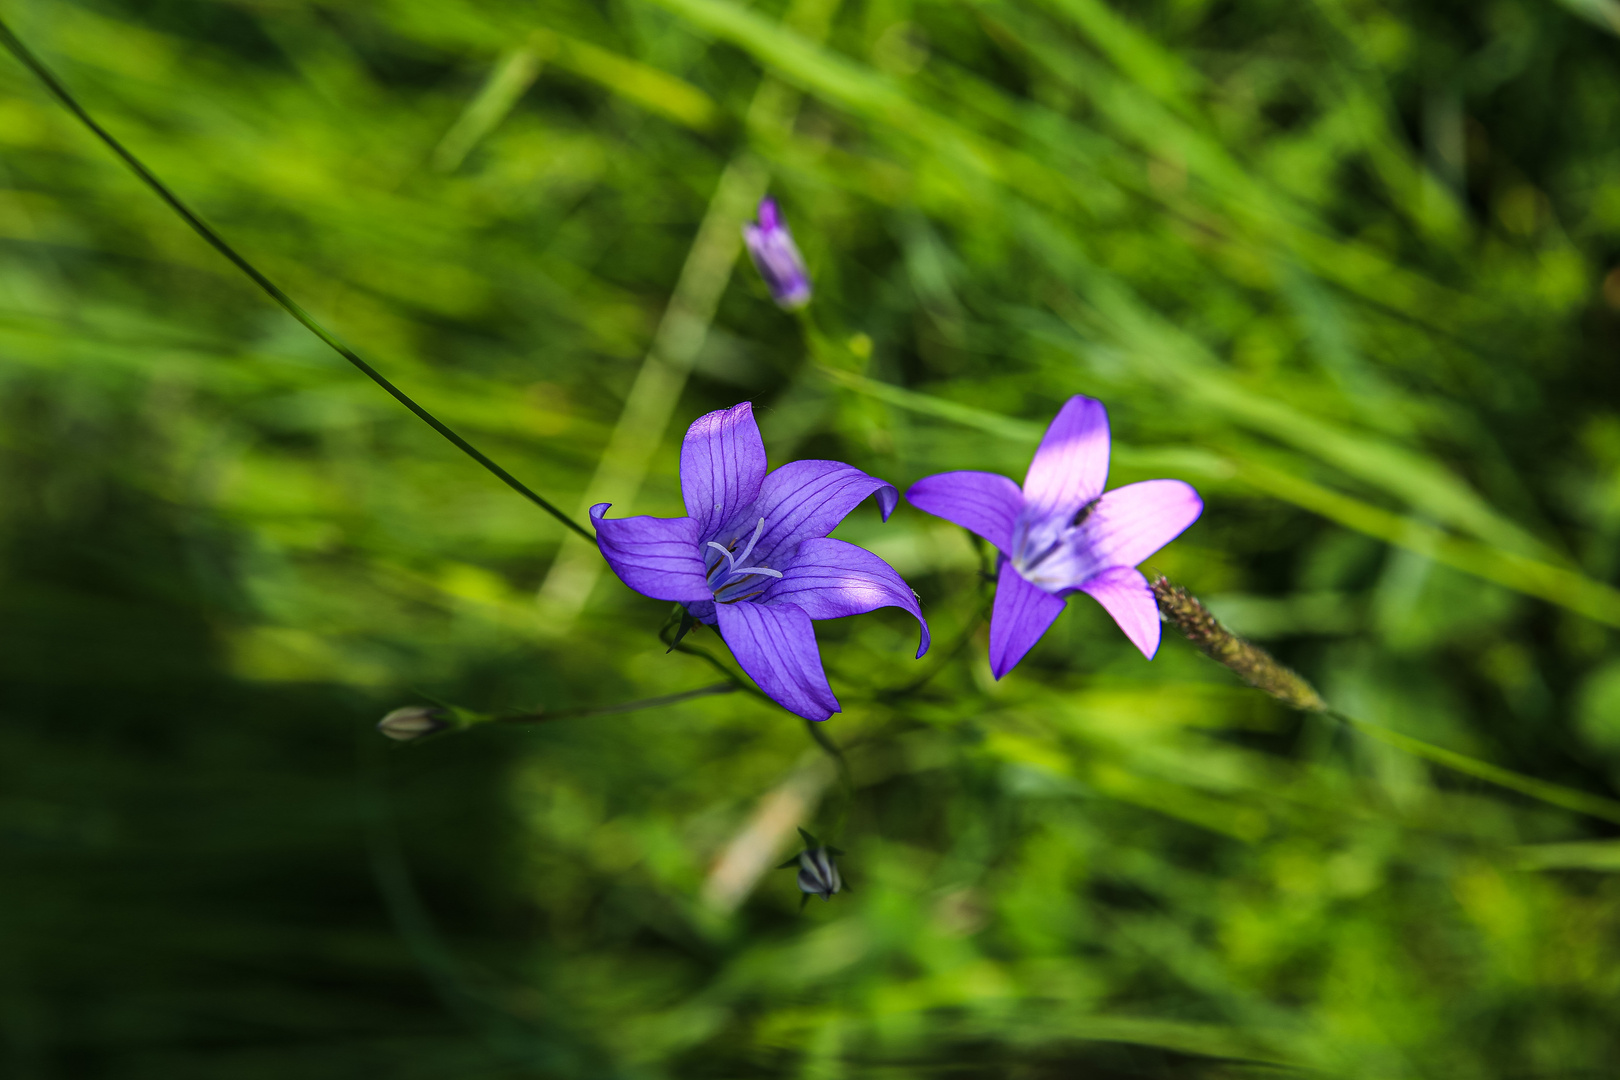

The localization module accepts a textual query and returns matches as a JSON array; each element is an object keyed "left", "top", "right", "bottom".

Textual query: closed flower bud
[
  {"left": 377, "top": 705, "right": 452, "bottom": 741},
  {"left": 778, "top": 827, "right": 848, "bottom": 908},
  {"left": 743, "top": 198, "right": 812, "bottom": 310}
]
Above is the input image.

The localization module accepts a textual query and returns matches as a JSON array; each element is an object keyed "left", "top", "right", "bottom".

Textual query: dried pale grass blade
[{"left": 701, "top": 755, "right": 836, "bottom": 915}]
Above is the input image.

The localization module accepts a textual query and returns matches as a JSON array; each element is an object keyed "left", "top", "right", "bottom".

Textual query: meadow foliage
[{"left": 4, "top": 0, "right": 1620, "bottom": 1075}]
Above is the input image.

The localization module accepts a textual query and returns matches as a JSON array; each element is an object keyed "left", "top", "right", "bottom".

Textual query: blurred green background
[{"left": 4, "top": 0, "right": 1620, "bottom": 1075}]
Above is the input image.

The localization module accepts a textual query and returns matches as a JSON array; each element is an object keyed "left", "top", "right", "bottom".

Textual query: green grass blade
[{"left": 0, "top": 16, "right": 595, "bottom": 544}]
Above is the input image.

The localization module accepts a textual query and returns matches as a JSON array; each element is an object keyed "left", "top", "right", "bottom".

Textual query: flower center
[
  {"left": 704, "top": 517, "right": 782, "bottom": 604},
  {"left": 1010, "top": 510, "right": 1083, "bottom": 593}
]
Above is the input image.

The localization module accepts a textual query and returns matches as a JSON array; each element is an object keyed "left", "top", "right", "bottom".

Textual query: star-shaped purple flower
[
  {"left": 906, "top": 395, "right": 1202, "bottom": 678},
  {"left": 592, "top": 402, "right": 929, "bottom": 721}
]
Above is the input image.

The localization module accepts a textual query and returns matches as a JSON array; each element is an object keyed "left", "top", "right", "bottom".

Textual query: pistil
[{"left": 704, "top": 517, "right": 783, "bottom": 602}]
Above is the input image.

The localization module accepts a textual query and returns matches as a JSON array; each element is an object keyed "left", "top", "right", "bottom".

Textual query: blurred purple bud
[
  {"left": 743, "top": 198, "right": 812, "bottom": 310},
  {"left": 377, "top": 705, "right": 452, "bottom": 741}
]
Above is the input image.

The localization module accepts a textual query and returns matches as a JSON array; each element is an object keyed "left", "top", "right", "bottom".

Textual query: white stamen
[
  {"left": 705, "top": 541, "right": 736, "bottom": 577},
  {"left": 706, "top": 519, "right": 778, "bottom": 599},
  {"left": 730, "top": 517, "right": 767, "bottom": 570}
]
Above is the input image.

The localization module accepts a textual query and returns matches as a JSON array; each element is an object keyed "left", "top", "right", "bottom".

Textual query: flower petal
[
  {"left": 764, "top": 538, "right": 930, "bottom": 657},
  {"left": 742, "top": 460, "right": 899, "bottom": 567},
  {"left": 905, "top": 471, "right": 1023, "bottom": 555},
  {"left": 1079, "top": 566, "right": 1161, "bottom": 659},
  {"left": 681, "top": 402, "right": 768, "bottom": 539},
  {"left": 1073, "top": 479, "right": 1203, "bottom": 569},
  {"left": 714, "top": 601, "right": 841, "bottom": 721},
  {"left": 590, "top": 503, "right": 710, "bottom": 603},
  {"left": 1022, "top": 395, "right": 1110, "bottom": 520},
  {"left": 988, "top": 560, "right": 1067, "bottom": 679}
]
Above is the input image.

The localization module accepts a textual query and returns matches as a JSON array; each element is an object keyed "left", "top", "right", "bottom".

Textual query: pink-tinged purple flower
[
  {"left": 906, "top": 395, "right": 1202, "bottom": 679},
  {"left": 592, "top": 402, "right": 928, "bottom": 721},
  {"left": 742, "top": 198, "right": 811, "bottom": 309}
]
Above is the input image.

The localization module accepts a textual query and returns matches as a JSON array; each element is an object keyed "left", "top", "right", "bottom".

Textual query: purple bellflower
[
  {"left": 743, "top": 198, "right": 811, "bottom": 309},
  {"left": 906, "top": 395, "right": 1202, "bottom": 678},
  {"left": 591, "top": 402, "right": 928, "bottom": 722}
]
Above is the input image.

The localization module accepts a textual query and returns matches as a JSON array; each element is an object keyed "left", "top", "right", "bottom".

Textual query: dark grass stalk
[
  {"left": 1151, "top": 575, "right": 1620, "bottom": 828},
  {"left": 665, "top": 638, "right": 773, "bottom": 705},
  {"left": 0, "top": 19, "right": 593, "bottom": 544},
  {"left": 379, "top": 682, "right": 739, "bottom": 742},
  {"left": 495, "top": 682, "right": 736, "bottom": 722}
]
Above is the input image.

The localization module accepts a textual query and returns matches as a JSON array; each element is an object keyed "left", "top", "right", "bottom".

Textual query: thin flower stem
[
  {"left": 0, "top": 19, "right": 594, "bottom": 545},
  {"left": 667, "top": 640, "right": 773, "bottom": 704},
  {"left": 497, "top": 682, "right": 737, "bottom": 723},
  {"left": 803, "top": 717, "right": 853, "bottom": 799},
  {"left": 880, "top": 535, "right": 997, "bottom": 698},
  {"left": 879, "top": 599, "right": 990, "bottom": 700},
  {"left": 804, "top": 717, "right": 856, "bottom": 842}
]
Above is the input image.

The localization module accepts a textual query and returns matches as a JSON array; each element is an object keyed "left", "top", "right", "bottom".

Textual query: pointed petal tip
[
  {"left": 715, "top": 601, "right": 840, "bottom": 721},
  {"left": 591, "top": 510, "right": 710, "bottom": 603},
  {"left": 875, "top": 482, "right": 899, "bottom": 521},
  {"left": 914, "top": 613, "right": 933, "bottom": 660},
  {"left": 681, "top": 402, "right": 767, "bottom": 536},
  {"left": 1023, "top": 396, "right": 1111, "bottom": 517},
  {"left": 1080, "top": 567, "right": 1161, "bottom": 659},
  {"left": 747, "top": 462, "right": 899, "bottom": 567},
  {"left": 764, "top": 537, "right": 928, "bottom": 664}
]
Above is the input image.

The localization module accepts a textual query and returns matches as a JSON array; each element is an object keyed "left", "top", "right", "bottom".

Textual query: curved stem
[
  {"left": 0, "top": 19, "right": 593, "bottom": 544},
  {"left": 879, "top": 599, "right": 990, "bottom": 700},
  {"left": 804, "top": 718, "right": 856, "bottom": 840},
  {"left": 496, "top": 682, "right": 737, "bottom": 723},
  {"left": 667, "top": 640, "right": 772, "bottom": 704}
]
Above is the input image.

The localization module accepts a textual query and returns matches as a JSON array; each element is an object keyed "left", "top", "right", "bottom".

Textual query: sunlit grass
[{"left": 3, "top": 0, "right": 1619, "bottom": 1075}]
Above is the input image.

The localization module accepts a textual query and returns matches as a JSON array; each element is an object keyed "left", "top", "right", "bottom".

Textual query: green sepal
[{"left": 665, "top": 609, "right": 701, "bottom": 653}]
